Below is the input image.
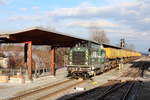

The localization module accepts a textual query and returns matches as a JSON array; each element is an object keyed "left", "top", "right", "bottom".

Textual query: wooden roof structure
[
  {"left": 0, "top": 27, "right": 122, "bottom": 49},
  {"left": 0, "top": 27, "right": 88, "bottom": 47}
]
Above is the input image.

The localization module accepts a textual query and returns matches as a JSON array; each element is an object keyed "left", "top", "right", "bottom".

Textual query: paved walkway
[{"left": 0, "top": 67, "right": 68, "bottom": 100}]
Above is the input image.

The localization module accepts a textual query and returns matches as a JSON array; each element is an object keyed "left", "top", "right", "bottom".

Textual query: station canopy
[
  {"left": 0, "top": 27, "right": 89, "bottom": 47},
  {"left": 0, "top": 27, "right": 121, "bottom": 48}
]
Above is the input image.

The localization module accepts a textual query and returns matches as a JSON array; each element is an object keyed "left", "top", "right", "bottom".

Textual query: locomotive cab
[{"left": 67, "top": 42, "right": 105, "bottom": 79}]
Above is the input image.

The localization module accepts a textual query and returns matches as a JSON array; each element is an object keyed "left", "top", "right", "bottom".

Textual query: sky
[{"left": 0, "top": 0, "right": 149, "bottom": 53}]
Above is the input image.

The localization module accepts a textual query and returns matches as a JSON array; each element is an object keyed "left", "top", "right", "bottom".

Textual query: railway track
[
  {"left": 96, "top": 81, "right": 135, "bottom": 100},
  {"left": 64, "top": 81, "right": 139, "bottom": 100},
  {"left": 9, "top": 79, "right": 86, "bottom": 100},
  {"left": 62, "top": 59, "right": 144, "bottom": 100}
]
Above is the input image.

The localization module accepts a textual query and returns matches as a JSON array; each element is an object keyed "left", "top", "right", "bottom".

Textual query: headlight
[
  {"left": 91, "top": 66, "right": 95, "bottom": 70},
  {"left": 69, "top": 62, "right": 72, "bottom": 64},
  {"left": 85, "top": 62, "right": 88, "bottom": 65}
]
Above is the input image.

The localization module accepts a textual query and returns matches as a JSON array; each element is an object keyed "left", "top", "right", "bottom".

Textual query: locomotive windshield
[
  {"left": 72, "top": 51, "right": 86, "bottom": 65},
  {"left": 69, "top": 47, "right": 88, "bottom": 65}
]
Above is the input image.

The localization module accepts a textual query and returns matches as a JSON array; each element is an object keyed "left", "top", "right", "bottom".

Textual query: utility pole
[
  {"left": 119, "top": 38, "right": 125, "bottom": 72},
  {"left": 148, "top": 48, "right": 150, "bottom": 56},
  {"left": 120, "top": 38, "right": 125, "bottom": 48}
]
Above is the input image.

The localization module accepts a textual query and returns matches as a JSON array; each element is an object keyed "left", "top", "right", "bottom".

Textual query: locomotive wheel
[
  {"left": 93, "top": 72, "right": 96, "bottom": 76},
  {"left": 83, "top": 73, "right": 90, "bottom": 79}
]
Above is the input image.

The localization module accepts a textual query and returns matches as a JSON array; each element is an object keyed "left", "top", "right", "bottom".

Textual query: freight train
[{"left": 67, "top": 41, "right": 141, "bottom": 79}]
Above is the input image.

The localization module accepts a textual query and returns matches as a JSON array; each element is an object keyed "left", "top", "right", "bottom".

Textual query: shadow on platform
[{"left": 130, "top": 60, "right": 150, "bottom": 70}]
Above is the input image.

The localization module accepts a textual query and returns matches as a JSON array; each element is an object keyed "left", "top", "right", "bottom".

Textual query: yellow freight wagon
[
  {"left": 127, "top": 51, "right": 130, "bottom": 57},
  {"left": 113, "top": 48, "right": 118, "bottom": 58},
  {"left": 104, "top": 48, "right": 117, "bottom": 59},
  {"left": 121, "top": 50, "right": 126, "bottom": 58},
  {"left": 104, "top": 48, "right": 112, "bottom": 59},
  {"left": 104, "top": 47, "right": 142, "bottom": 59},
  {"left": 133, "top": 52, "right": 136, "bottom": 56},
  {"left": 116, "top": 49, "right": 121, "bottom": 58},
  {"left": 119, "top": 49, "right": 123, "bottom": 58},
  {"left": 126, "top": 50, "right": 129, "bottom": 57},
  {"left": 127, "top": 50, "right": 131, "bottom": 57},
  {"left": 129, "top": 51, "right": 132, "bottom": 57}
]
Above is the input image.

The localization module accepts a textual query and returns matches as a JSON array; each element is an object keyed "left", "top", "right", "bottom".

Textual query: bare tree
[{"left": 89, "top": 26, "right": 110, "bottom": 44}]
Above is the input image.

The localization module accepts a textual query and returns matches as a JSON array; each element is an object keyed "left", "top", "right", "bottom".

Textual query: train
[{"left": 67, "top": 41, "right": 142, "bottom": 79}]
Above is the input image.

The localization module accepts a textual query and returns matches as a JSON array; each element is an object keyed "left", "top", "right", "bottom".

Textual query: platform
[{"left": 0, "top": 67, "right": 67, "bottom": 100}]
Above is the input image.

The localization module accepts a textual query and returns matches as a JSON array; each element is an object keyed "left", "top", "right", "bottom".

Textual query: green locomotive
[{"left": 67, "top": 42, "right": 105, "bottom": 79}]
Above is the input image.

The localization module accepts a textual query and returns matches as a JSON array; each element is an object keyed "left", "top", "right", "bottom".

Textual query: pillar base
[
  {"left": 24, "top": 74, "right": 33, "bottom": 83},
  {"left": 49, "top": 75, "right": 55, "bottom": 77}
]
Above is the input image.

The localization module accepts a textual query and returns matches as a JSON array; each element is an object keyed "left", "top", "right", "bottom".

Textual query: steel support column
[{"left": 50, "top": 47, "right": 55, "bottom": 76}]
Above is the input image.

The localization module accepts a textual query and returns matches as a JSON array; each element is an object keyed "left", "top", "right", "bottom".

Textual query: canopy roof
[
  {"left": 0, "top": 27, "right": 121, "bottom": 48},
  {"left": 0, "top": 27, "right": 89, "bottom": 47}
]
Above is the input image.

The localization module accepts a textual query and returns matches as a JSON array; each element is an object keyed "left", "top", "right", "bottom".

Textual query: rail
[{"left": 10, "top": 79, "right": 73, "bottom": 100}]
